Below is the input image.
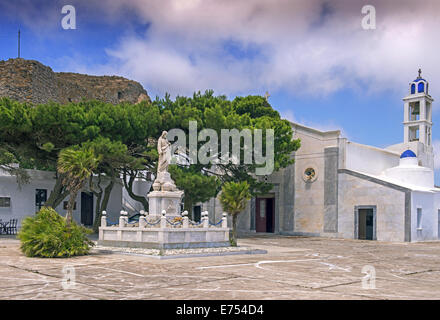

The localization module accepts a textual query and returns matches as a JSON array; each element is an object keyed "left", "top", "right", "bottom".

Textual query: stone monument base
[
  {"left": 147, "top": 190, "right": 183, "bottom": 218},
  {"left": 98, "top": 212, "right": 230, "bottom": 250},
  {"left": 98, "top": 228, "right": 230, "bottom": 249}
]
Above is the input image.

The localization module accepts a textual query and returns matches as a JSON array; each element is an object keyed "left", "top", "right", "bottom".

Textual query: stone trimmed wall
[
  {"left": 0, "top": 58, "right": 151, "bottom": 105},
  {"left": 338, "top": 169, "right": 407, "bottom": 242}
]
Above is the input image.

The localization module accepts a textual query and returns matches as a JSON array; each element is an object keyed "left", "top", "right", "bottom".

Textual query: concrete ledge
[{"left": 98, "top": 239, "right": 230, "bottom": 249}]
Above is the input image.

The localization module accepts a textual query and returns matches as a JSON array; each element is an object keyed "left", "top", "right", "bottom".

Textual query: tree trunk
[
  {"left": 92, "top": 180, "right": 114, "bottom": 232},
  {"left": 46, "top": 174, "right": 69, "bottom": 209},
  {"left": 90, "top": 174, "right": 103, "bottom": 231},
  {"left": 184, "top": 197, "right": 193, "bottom": 220},
  {"left": 231, "top": 214, "right": 238, "bottom": 247},
  {"left": 66, "top": 191, "right": 77, "bottom": 226},
  {"left": 92, "top": 191, "right": 103, "bottom": 231},
  {"left": 123, "top": 170, "right": 149, "bottom": 210}
]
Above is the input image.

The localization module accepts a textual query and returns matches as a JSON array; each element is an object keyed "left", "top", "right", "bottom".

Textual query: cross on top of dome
[{"left": 413, "top": 69, "right": 426, "bottom": 83}]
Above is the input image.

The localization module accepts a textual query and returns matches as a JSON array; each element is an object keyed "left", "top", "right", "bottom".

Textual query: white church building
[{"left": 201, "top": 72, "right": 440, "bottom": 242}]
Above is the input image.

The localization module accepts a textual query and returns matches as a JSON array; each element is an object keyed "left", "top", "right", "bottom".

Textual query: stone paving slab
[{"left": 2, "top": 236, "right": 440, "bottom": 299}]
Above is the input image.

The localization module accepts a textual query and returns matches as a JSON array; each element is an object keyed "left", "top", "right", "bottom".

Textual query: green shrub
[{"left": 18, "top": 207, "right": 94, "bottom": 258}]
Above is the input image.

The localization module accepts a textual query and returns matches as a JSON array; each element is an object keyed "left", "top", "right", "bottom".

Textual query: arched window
[
  {"left": 411, "top": 84, "right": 416, "bottom": 94},
  {"left": 418, "top": 82, "right": 425, "bottom": 93}
]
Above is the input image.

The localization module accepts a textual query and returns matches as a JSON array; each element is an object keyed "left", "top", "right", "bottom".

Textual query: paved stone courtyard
[{"left": 1, "top": 235, "right": 440, "bottom": 300}]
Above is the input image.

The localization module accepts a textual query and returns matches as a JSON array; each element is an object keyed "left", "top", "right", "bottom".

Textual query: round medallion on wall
[{"left": 302, "top": 167, "right": 318, "bottom": 182}]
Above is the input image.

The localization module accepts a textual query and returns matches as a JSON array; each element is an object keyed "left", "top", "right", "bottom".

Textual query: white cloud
[{"left": 55, "top": 0, "right": 440, "bottom": 100}]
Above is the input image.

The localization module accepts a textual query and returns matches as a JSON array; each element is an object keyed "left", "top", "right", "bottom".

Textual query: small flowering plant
[{"left": 168, "top": 216, "right": 183, "bottom": 228}]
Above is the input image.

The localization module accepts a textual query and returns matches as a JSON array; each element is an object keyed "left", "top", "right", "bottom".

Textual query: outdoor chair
[
  {"left": 0, "top": 219, "right": 9, "bottom": 235},
  {"left": 6, "top": 219, "right": 18, "bottom": 235}
]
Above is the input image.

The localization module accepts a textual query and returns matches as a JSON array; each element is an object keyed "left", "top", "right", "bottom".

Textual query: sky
[{"left": 1, "top": 0, "right": 440, "bottom": 181}]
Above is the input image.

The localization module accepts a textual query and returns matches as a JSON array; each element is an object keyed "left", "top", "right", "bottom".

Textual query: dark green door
[
  {"left": 81, "top": 192, "right": 93, "bottom": 226},
  {"left": 359, "top": 209, "right": 374, "bottom": 240},
  {"left": 193, "top": 205, "right": 201, "bottom": 222}
]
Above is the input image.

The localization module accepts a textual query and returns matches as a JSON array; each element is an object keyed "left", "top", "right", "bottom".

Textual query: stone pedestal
[
  {"left": 147, "top": 190, "right": 184, "bottom": 217},
  {"left": 152, "top": 172, "right": 177, "bottom": 191},
  {"left": 148, "top": 170, "right": 183, "bottom": 217}
]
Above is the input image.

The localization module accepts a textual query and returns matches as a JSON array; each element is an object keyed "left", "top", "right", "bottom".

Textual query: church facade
[{"left": 204, "top": 72, "right": 440, "bottom": 242}]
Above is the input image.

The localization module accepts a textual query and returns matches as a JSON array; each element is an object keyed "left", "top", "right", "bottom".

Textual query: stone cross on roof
[
  {"left": 264, "top": 91, "right": 270, "bottom": 101},
  {"left": 418, "top": 68, "right": 422, "bottom": 79}
]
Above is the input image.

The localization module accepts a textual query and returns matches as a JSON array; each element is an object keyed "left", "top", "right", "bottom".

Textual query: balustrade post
[
  {"left": 160, "top": 210, "right": 167, "bottom": 228},
  {"left": 202, "top": 211, "right": 209, "bottom": 228},
  {"left": 119, "top": 210, "right": 126, "bottom": 227},
  {"left": 182, "top": 210, "right": 189, "bottom": 228},
  {"left": 124, "top": 211, "right": 129, "bottom": 225},
  {"left": 101, "top": 211, "right": 107, "bottom": 227},
  {"left": 139, "top": 210, "right": 146, "bottom": 228},
  {"left": 222, "top": 212, "right": 228, "bottom": 228}
]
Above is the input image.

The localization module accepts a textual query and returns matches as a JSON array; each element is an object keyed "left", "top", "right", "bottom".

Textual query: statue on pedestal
[
  {"left": 152, "top": 131, "right": 177, "bottom": 192},
  {"left": 157, "top": 131, "right": 171, "bottom": 173},
  {"left": 148, "top": 131, "right": 183, "bottom": 216}
]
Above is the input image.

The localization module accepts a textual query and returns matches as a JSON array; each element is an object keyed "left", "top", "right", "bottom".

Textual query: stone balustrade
[
  {"left": 98, "top": 209, "right": 230, "bottom": 249},
  {"left": 100, "top": 209, "right": 228, "bottom": 230}
]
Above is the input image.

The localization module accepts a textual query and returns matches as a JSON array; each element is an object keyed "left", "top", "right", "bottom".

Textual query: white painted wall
[
  {"left": 411, "top": 191, "right": 440, "bottom": 241},
  {"left": 344, "top": 141, "right": 400, "bottom": 176},
  {"left": 0, "top": 169, "right": 122, "bottom": 229},
  {"left": 384, "top": 157, "right": 434, "bottom": 188}
]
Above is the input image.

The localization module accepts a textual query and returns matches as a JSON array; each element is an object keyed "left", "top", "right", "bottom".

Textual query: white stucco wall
[
  {"left": 411, "top": 191, "right": 440, "bottom": 241},
  {"left": 0, "top": 172, "right": 63, "bottom": 228},
  {"left": 344, "top": 141, "right": 400, "bottom": 176},
  {"left": 384, "top": 157, "right": 434, "bottom": 189},
  {"left": 0, "top": 170, "right": 122, "bottom": 228}
]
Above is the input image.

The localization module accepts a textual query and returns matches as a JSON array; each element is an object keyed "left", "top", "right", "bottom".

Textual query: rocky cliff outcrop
[{"left": 0, "top": 58, "right": 151, "bottom": 105}]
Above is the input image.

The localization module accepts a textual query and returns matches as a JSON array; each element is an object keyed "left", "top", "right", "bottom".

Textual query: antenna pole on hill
[{"left": 18, "top": 29, "right": 21, "bottom": 58}]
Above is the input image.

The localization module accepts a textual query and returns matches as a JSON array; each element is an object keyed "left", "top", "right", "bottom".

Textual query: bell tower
[{"left": 403, "top": 69, "right": 433, "bottom": 147}]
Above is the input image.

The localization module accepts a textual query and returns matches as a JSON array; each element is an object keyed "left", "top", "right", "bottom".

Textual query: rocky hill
[{"left": 0, "top": 58, "right": 150, "bottom": 105}]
